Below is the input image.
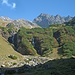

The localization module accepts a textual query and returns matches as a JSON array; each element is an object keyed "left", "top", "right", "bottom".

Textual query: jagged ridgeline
[
  {"left": 17, "top": 27, "right": 55, "bottom": 56},
  {"left": 33, "top": 13, "right": 72, "bottom": 27}
]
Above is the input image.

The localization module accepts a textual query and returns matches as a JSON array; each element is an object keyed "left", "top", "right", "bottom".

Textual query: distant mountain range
[
  {"left": 0, "top": 14, "right": 73, "bottom": 28},
  {"left": 0, "top": 16, "right": 40, "bottom": 29},
  {"left": 7, "top": 19, "right": 40, "bottom": 29},
  {"left": 33, "top": 13, "right": 73, "bottom": 27}
]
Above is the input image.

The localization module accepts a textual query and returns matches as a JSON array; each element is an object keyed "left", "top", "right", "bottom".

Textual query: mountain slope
[
  {"left": 33, "top": 13, "right": 72, "bottom": 27},
  {"left": 0, "top": 16, "right": 12, "bottom": 27},
  {"left": 0, "top": 16, "right": 40, "bottom": 29},
  {"left": 6, "top": 19, "right": 40, "bottom": 29},
  {"left": 0, "top": 35, "right": 23, "bottom": 67}
]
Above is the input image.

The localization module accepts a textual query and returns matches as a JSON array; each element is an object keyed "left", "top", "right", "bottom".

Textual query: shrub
[
  {"left": 8, "top": 55, "right": 17, "bottom": 60},
  {"left": 13, "top": 62, "right": 17, "bottom": 65}
]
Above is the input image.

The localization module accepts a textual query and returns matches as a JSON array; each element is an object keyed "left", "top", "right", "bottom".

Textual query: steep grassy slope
[{"left": 0, "top": 35, "right": 23, "bottom": 66}]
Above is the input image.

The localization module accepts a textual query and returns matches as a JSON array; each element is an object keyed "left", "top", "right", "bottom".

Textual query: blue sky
[{"left": 0, "top": 0, "right": 75, "bottom": 21}]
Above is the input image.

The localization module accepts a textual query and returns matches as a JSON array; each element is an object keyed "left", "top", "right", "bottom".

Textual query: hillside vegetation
[
  {"left": 16, "top": 21, "right": 75, "bottom": 58},
  {"left": 17, "top": 27, "right": 55, "bottom": 56},
  {"left": 0, "top": 17, "right": 75, "bottom": 58}
]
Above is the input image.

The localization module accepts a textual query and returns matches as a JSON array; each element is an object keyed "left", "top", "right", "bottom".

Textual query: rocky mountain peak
[
  {"left": 33, "top": 13, "right": 73, "bottom": 27},
  {"left": 39, "top": 13, "right": 51, "bottom": 17},
  {"left": 55, "top": 15, "right": 61, "bottom": 19}
]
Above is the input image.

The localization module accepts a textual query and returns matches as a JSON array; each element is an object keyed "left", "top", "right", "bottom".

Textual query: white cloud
[
  {"left": 2, "top": 0, "right": 8, "bottom": 4},
  {"left": 12, "top": 3, "right": 16, "bottom": 8},
  {"left": 2, "top": 0, "right": 16, "bottom": 9}
]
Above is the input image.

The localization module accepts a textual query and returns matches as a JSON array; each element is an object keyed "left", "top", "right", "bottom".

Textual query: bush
[
  {"left": 13, "top": 62, "right": 17, "bottom": 65},
  {"left": 8, "top": 55, "right": 17, "bottom": 60}
]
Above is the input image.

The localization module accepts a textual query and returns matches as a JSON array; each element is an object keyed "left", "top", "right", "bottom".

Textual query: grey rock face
[{"left": 33, "top": 13, "right": 73, "bottom": 27}]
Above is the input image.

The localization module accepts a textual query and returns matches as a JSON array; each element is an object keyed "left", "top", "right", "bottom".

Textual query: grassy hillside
[{"left": 0, "top": 35, "right": 23, "bottom": 67}]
